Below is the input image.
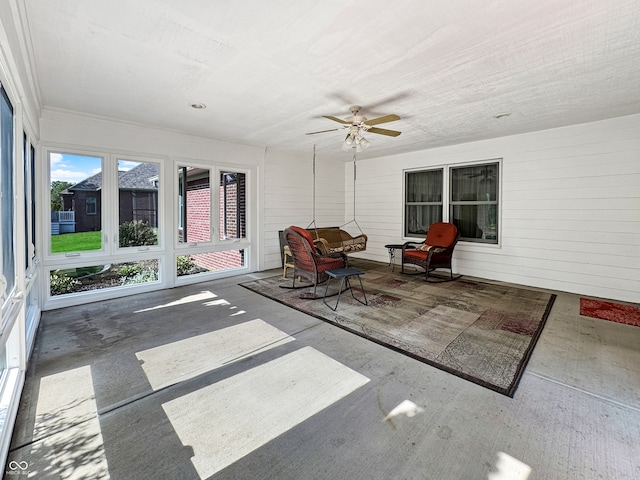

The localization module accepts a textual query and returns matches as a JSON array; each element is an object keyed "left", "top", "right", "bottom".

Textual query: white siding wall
[
  {"left": 262, "top": 148, "right": 345, "bottom": 270},
  {"left": 349, "top": 114, "right": 640, "bottom": 303}
]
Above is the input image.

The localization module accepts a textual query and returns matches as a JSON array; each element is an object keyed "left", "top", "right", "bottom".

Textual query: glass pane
[
  {"left": 49, "top": 152, "right": 103, "bottom": 253},
  {"left": 177, "top": 249, "right": 245, "bottom": 277},
  {"left": 49, "top": 260, "right": 159, "bottom": 296},
  {"left": 1, "top": 87, "right": 15, "bottom": 300},
  {"left": 118, "top": 160, "right": 159, "bottom": 247},
  {"left": 220, "top": 172, "right": 246, "bottom": 240},
  {"left": 451, "top": 204, "right": 498, "bottom": 242},
  {"left": 178, "top": 166, "right": 211, "bottom": 243},
  {"left": 31, "top": 144, "right": 36, "bottom": 258},
  {"left": 406, "top": 169, "right": 442, "bottom": 202},
  {"left": 24, "top": 133, "right": 29, "bottom": 268},
  {"left": 0, "top": 344, "right": 6, "bottom": 377},
  {"left": 451, "top": 164, "right": 498, "bottom": 202},
  {"left": 405, "top": 205, "right": 442, "bottom": 237}
]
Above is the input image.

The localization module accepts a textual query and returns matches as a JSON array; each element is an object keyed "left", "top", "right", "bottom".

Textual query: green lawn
[{"left": 51, "top": 231, "right": 102, "bottom": 253}]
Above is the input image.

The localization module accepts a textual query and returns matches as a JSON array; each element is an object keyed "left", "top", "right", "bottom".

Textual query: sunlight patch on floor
[
  {"left": 488, "top": 452, "right": 532, "bottom": 480},
  {"left": 162, "top": 346, "right": 370, "bottom": 479},
  {"left": 134, "top": 291, "right": 218, "bottom": 312},
  {"left": 384, "top": 399, "right": 425, "bottom": 420},
  {"left": 24, "top": 366, "right": 109, "bottom": 478},
  {"left": 136, "top": 319, "right": 294, "bottom": 390}
]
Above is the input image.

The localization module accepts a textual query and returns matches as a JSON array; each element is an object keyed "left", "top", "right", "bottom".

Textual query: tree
[{"left": 50, "top": 181, "right": 74, "bottom": 211}]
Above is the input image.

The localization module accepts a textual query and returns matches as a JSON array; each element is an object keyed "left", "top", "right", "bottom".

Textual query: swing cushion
[{"left": 308, "top": 227, "right": 367, "bottom": 254}]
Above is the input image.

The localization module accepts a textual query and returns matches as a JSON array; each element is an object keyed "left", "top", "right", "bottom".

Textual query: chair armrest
[
  {"left": 314, "top": 238, "right": 330, "bottom": 255},
  {"left": 402, "top": 241, "right": 422, "bottom": 252}
]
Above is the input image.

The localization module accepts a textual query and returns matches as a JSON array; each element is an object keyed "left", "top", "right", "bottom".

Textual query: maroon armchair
[
  {"left": 283, "top": 226, "right": 347, "bottom": 298},
  {"left": 401, "top": 222, "right": 460, "bottom": 282}
]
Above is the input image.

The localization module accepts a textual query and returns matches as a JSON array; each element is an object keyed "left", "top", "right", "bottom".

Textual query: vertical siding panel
[{"left": 263, "top": 149, "right": 345, "bottom": 269}]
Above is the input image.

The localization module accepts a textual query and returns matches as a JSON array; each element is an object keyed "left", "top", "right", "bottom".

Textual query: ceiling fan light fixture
[{"left": 359, "top": 137, "right": 370, "bottom": 149}]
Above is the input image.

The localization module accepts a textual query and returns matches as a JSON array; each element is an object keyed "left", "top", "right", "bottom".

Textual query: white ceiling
[{"left": 21, "top": 0, "right": 640, "bottom": 159}]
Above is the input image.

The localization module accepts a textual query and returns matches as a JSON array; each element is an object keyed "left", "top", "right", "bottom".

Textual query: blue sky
[{"left": 50, "top": 153, "right": 138, "bottom": 183}]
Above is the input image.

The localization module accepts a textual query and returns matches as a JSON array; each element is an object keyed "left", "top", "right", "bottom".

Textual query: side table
[
  {"left": 323, "top": 267, "right": 368, "bottom": 311},
  {"left": 384, "top": 243, "right": 413, "bottom": 271}
]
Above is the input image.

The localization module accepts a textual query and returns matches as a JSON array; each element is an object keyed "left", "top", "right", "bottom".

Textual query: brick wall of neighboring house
[
  {"left": 185, "top": 180, "right": 210, "bottom": 242},
  {"left": 220, "top": 183, "right": 238, "bottom": 239},
  {"left": 71, "top": 190, "right": 102, "bottom": 232},
  {"left": 188, "top": 249, "right": 245, "bottom": 273}
]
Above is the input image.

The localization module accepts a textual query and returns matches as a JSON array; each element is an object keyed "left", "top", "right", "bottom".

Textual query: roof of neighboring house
[
  {"left": 69, "top": 172, "right": 103, "bottom": 191},
  {"left": 69, "top": 163, "right": 159, "bottom": 192},
  {"left": 118, "top": 162, "right": 159, "bottom": 190}
]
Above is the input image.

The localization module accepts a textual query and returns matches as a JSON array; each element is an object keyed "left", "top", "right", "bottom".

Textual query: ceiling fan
[{"left": 306, "top": 105, "right": 401, "bottom": 152}]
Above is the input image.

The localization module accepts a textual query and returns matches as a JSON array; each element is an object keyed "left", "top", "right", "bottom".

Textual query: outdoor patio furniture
[
  {"left": 401, "top": 222, "right": 461, "bottom": 282},
  {"left": 309, "top": 227, "right": 367, "bottom": 254},
  {"left": 282, "top": 226, "right": 348, "bottom": 298},
  {"left": 323, "top": 267, "right": 368, "bottom": 311}
]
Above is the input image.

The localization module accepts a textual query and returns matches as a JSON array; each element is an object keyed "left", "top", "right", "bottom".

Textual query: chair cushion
[
  {"left": 289, "top": 225, "right": 316, "bottom": 250},
  {"left": 404, "top": 250, "right": 429, "bottom": 261},
  {"left": 425, "top": 222, "right": 458, "bottom": 247}
]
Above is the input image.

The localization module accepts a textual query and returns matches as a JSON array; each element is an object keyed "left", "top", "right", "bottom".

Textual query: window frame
[
  {"left": 175, "top": 162, "right": 214, "bottom": 246},
  {"left": 404, "top": 168, "right": 444, "bottom": 238},
  {"left": 116, "top": 156, "right": 163, "bottom": 252},
  {"left": 85, "top": 196, "right": 97, "bottom": 215},
  {"left": 403, "top": 159, "right": 501, "bottom": 245}
]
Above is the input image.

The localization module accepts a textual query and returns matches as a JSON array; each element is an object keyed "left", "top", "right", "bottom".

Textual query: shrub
[
  {"left": 118, "top": 263, "right": 141, "bottom": 279},
  {"left": 120, "top": 268, "right": 158, "bottom": 286},
  {"left": 176, "top": 255, "right": 197, "bottom": 276},
  {"left": 50, "top": 271, "right": 81, "bottom": 295},
  {"left": 119, "top": 220, "right": 157, "bottom": 247}
]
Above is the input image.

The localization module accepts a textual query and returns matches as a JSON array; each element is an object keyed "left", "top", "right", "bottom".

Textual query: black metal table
[
  {"left": 384, "top": 243, "right": 413, "bottom": 271},
  {"left": 323, "top": 267, "right": 368, "bottom": 311}
]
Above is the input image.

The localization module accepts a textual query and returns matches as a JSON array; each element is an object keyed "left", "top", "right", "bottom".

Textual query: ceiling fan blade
[
  {"left": 368, "top": 126, "right": 401, "bottom": 137},
  {"left": 305, "top": 128, "right": 343, "bottom": 135},
  {"left": 365, "top": 114, "right": 400, "bottom": 126},
  {"left": 322, "top": 115, "right": 350, "bottom": 124}
]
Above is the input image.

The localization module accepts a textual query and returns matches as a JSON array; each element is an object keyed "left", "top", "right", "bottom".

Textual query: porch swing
[
  {"left": 309, "top": 152, "right": 368, "bottom": 255},
  {"left": 284, "top": 145, "right": 367, "bottom": 255}
]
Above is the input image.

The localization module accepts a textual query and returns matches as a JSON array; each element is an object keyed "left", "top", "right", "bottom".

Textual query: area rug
[
  {"left": 580, "top": 298, "right": 640, "bottom": 327},
  {"left": 240, "top": 260, "right": 556, "bottom": 397}
]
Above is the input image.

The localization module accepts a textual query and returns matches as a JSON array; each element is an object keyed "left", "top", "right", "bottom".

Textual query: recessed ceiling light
[
  {"left": 494, "top": 113, "right": 511, "bottom": 119},
  {"left": 190, "top": 103, "right": 206, "bottom": 109}
]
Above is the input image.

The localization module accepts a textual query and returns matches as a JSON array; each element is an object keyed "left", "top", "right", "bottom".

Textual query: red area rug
[{"left": 580, "top": 298, "right": 640, "bottom": 327}]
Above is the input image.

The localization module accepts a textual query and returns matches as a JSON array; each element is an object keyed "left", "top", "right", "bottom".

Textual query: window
[
  {"left": 220, "top": 171, "right": 246, "bottom": 240},
  {"left": 30, "top": 144, "right": 36, "bottom": 259},
  {"left": 118, "top": 159, "right": 160, "bottom": 248},
  {"left": 174, "top": 166, "right": 248, "bottom": 279},
  {"left": 450, "top": 163, "right": 499, "bottom": 243},
  {"left": 49, "top": 152, "right": 103, "bottom": 253},
  {"left": 404, "top": 161, "right": 499, "bottom": 244},
  {"left": 1, "top": 86, "right": 15, "bottom": 305},
  {"left": 177, "top": 165, "right": 211, "bottom": 243},
  {"left": 404, "top": 169, "right": 443, "bottom": 237},
  {"left": 86, "top": 196, "right": 97, "bottom": 215}
]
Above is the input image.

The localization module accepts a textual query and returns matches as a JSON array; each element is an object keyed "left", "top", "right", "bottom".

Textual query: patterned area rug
[
  {"left": 580, "top": 298, "right": 640, "bottom": 327},
  {"left": 241, "top": 259, "right": 556, "bottom": 397}
]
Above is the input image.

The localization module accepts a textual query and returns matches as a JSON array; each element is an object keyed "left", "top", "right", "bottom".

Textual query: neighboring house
[{"left": 59, "top": 163, "right": 159, "bottom": 233}]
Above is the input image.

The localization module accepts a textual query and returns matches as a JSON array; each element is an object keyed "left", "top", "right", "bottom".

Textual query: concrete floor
[{"left": 6, "top": 268, "right": 640, "bottom": 480}]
